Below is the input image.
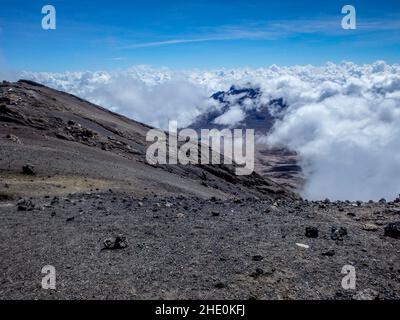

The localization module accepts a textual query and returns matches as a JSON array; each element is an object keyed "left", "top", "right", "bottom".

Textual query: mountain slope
[
  {"left": 0, "top": 80, "right": 296, "bottom": 201},
  {"left": 1, "top": 81, "right": 400, "bottom": 301}
]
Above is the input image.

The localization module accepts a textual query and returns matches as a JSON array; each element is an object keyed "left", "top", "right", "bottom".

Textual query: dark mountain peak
[
  {"left": 190, "top": 85, "right": 286, "bottom": 133},
  {"left": 211, "top": 85, "right": 261, "bottom": 105}
]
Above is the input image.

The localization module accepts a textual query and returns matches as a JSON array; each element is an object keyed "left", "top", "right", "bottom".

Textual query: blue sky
[{"left": 0, "top": 0, "right": 399, "bottom": 71}]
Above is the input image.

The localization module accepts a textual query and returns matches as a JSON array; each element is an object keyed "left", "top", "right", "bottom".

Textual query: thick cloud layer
[{"left": 23, "top": 62, "right": 400, "bottom": 201}]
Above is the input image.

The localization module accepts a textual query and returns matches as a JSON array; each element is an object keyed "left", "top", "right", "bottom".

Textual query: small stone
[
  {"left": 252, "top": 255, "right": 264, "bottom": 262},
  {"left": 22, "top": 164, "right": 36, "bottom": 175},
  {"left": 103, "top": 238, "right": 114, "bottom": 249},
  {"left": 305, "top": 226, "right": 319, "bottom": 238},
  {"left": 362, "top": 223, "right": 379, "bottom": 232},
  {"left": 250, "top": 268, "right": 264, "bottom": 278},
  {"left": 384, "top": 222, "right": 400, "bottom": 239},
  {"left": 6, "top": 134, "right": 21, "bottom": 144},
  {"left": 214, "top": 282, "right": 226, "bottom": 289},
  {"left": 176, "top": 213, "right": 185, "bottom": 218},
  {"left": 66, "top": 216, "right": 75, "bottom": 222},
  {"left": 114, "top": 236, "right": 128, "bottom": 249},
  {"left": 211, "top": 211, "right": 220, "bottom": 217},
  {"left": 103, "top": 235, "right": 128, "bottom": 250},
  {"left": 322, "top": 249, "right": 335, "bottom": 257},
  {"left": 331, "top": 227, "right": 348, "bottom": 241},
  {"left": 17, "top": 199, "right": 35, "bottom": 211},
  {"left": 352, "top": 289, "right": 379, "bottom": 300},
  {"left": 137, "top": 202, "right": 143, "bottom": 207},
  {"left": 51, "top": 197, "right": 59, "bottom": 205}
]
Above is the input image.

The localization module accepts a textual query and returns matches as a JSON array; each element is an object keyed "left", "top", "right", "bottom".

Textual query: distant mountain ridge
[
  {"left": 190, "top": 85, "right": 287, "bottom": 133},
  {"left": 189, "top": 85, "right": 303, "bottom": 191}
]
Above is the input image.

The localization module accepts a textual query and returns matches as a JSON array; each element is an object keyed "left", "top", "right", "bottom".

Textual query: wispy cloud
[
  {"left": 119, "top": 16, "right": 400, "bottom": 50},
  {"left": 120, "top": 38, "right": 225, "bottom": 49},
  {"left": 111, "top": 57, "right": 127, "bottom": 61}
]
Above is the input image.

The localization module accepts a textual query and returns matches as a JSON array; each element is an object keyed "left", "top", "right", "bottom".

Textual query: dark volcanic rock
[
  {"left": 17, "top": 199, "right": 35, "bottom": 211},
  {"left": 384, "top": 222, "right": 400, "bottom": 239},
  {"left": 331, "top": 227, "right": 348, "bottom": 241},
  {"left": 252, "top": 255, "right": 264, "bottom": 262},
  {"left": 250, "top": 268, "right": 265, "bottom": 278},
  {"left": 211, "top": 211, "right": 220, "bottom": 217},
  {"left": 321, "top": 249, "right": 335, "bottom": 257},
  {"left": 22, "top": 164, "right": 36, "bottom": 175},
  {"left": 103, "top": 235, "right": 128, "bottom": 250},
  {"left": 305, "top": 227, "right": 319, "bottom": 238}
]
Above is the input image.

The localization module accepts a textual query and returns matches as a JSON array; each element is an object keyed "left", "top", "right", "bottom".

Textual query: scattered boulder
[
  {"left": 362, "top": 223, "right": 379, "bottom": 232},
  {"left": 22, "top": 164, "right": 36, "bottom": 175},
  {"left": 384, "top": 222, "right": 400, "bottom": 239},
  {"left": 103, "top": 235, "right": 128, "bottom": 250},
  {"left": 331, "top": 227, "right": 348, "bottom": 241},
  {"left": 214, "top": 282, "right": 226, "bottom": 289},
  {"left": 50, "top": 196, "right": 59, "bottom": 205},
  {"left": 352, "top": 289, "right": 379, "bottom": 300},
  {"left": 6, "top": 134, "right": 21, "bottom": 144},
  {"left": 305, "top": 226, "right": 319, "bottom": 238},
  {"left": 17, "top": 199, "right": 35, "bottom": 211},
  {"left": 250, "top": 268, "right": 265, "bottom": 278},
  {"left": 252, "top": 255, "right": 264, "bottom": 262},
  {"left": 321, "top": 249, "right": 335, "bottom": 257}
]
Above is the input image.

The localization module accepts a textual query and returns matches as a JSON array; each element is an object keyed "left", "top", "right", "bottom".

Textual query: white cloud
[
  {"left": 23, "top": 66, "right": 215, "bottom": 130},
  {"left": 214, "top": 105, "right": 245, "bottom": 126},
  {"left": 23, "top": 61, "right": 400, "bottom": 201}
]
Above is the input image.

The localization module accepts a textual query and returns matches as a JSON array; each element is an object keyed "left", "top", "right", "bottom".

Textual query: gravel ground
[{"left": 1, "top": 192, "right": 399, "bottom": 300}]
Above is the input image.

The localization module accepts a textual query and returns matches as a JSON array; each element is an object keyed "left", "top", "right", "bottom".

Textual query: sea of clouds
[{"left": 22, "top": 61, "right": 400, "bottom": 201}]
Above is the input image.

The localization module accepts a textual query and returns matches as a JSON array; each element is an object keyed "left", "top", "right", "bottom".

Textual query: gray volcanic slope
[
  {"left": 1, "top": 80, "right": 400, "bottom": 300},
  {"left": 0, "top": 80, "right": 295, "bottom": 201}
]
